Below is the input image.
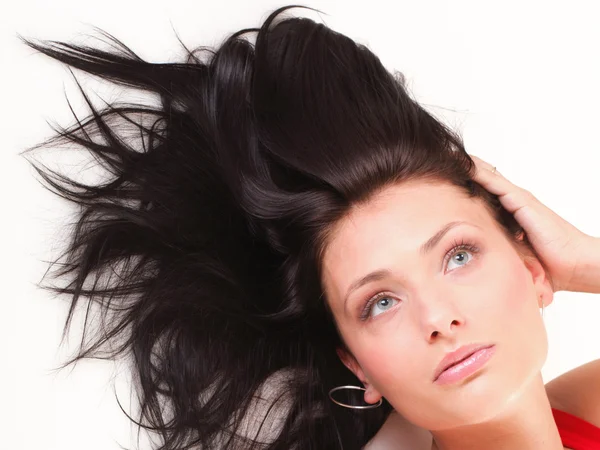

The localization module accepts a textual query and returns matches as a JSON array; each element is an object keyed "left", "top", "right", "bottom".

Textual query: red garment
[{"left": 552, "top": 407, "right": 600, "bottom": 449}]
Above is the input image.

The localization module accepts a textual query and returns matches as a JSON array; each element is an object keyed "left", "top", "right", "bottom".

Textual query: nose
[
  {"left": 429, "top": 318, "right": 462, "bottom": 340},
  {"left": 417, "top": 294, "right": 466, "bottom": 341}
]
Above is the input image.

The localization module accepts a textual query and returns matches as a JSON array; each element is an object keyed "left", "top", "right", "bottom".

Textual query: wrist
[{"left": 568, "top": 235, "right": 600, "bottom": 294}]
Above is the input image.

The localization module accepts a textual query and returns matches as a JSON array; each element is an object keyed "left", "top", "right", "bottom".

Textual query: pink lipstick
[{"left": 434, "top": 345, "right": 496, "bottom": 385}]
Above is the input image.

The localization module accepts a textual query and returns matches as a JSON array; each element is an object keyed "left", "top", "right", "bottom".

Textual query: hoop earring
[{"left": 328, "top": 385, "right": 383, "bottom": 410}]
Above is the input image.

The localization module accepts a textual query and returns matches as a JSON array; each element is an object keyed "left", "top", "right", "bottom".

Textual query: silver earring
[{"left": 328, "top": 385, "right": 383, "bottom": 409}]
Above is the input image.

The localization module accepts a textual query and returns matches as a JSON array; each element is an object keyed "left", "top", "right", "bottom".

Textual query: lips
[{"left": 434, "top": 343, "right": 494, "bottom": 381}]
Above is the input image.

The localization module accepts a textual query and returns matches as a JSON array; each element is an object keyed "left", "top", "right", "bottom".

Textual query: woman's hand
[{"left": 469, "top": 153, "right": 599, "bottom": 293}]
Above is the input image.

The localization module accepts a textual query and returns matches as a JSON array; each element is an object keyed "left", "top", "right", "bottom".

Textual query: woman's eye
[
  {"left": 361, "top": 241, "right": 479, "bottom": 321},
  {"left": 446, "top": 249, "right": 473, "bottom": 271},
  {"left": 371, "top": 297, "right": 398, "bottom": 318}
]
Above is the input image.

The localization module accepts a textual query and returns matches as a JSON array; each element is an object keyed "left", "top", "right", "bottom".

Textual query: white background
[{"left": 1, "top": 1, "right": 599, "bottom": 449}]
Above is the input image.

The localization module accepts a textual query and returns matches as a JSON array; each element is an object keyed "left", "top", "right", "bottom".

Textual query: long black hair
[{"left": 21, "top": 4, "right": 542, "bottom": 449}]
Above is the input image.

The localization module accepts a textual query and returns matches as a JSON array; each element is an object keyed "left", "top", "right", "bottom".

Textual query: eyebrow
[{"left": 343, "top": 221, "right": 480, "bottom": 310}]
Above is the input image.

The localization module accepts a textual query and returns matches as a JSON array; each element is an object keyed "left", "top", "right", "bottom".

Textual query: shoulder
[{"left": 545, "top": 358, "right": 600, "bottom": 428}]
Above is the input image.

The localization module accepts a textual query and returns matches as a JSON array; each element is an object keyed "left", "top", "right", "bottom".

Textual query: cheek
[
  {"left": 486, "top": 254, "right": 546, "bottom": 358},
  {"left": 499, "top": 257, "right": 535, "bottom": 314},
  {"left": 353, "top": 338, "right": 421, "bottom": 396},
  {"left": 479, "top": 250, "right": 533, "bottom": 319}
]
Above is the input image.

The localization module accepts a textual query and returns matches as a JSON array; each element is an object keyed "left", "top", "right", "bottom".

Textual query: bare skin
[
  {"left": 467, "top": 154, "right": 599, "bottom": 296},
  {"left": 323, "top": 180, "right": 564, "bottom": 450},
  {"left": 326, "top": 155, "right": 600, "bottom": 450},
  {"left": 427, "top": 374, "right": 567, "bottom": 450},
  {"left": 365, "top": 368, "right": 600, "bottom": 450}
]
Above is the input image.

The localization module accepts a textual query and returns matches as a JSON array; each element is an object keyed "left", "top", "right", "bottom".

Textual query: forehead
[{"left": 321, "top": 181, "right": 493, "bottom": 302}]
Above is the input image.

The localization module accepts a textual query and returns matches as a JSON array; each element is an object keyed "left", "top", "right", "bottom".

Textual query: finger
[
  {"left": 468, "top": 154, "right": 512, "bottom": 197},
  {"left": 467, "top": 154, "right": 546, "bottom": 221},
  {"left": 468, "top": 155, "right": 568, "bottom": 244},
  {"left": 469, "top": 153, "right": 502, "bottom": 176}
]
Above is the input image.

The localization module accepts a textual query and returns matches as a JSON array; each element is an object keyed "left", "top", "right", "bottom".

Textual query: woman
[{"left": 20, "top": 4, "right": 600, "bottom": 449}]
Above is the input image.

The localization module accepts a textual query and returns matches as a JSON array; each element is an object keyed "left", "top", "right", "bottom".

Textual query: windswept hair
[{"left": 21, "top": 4, "right": 545, "bottom": 450}]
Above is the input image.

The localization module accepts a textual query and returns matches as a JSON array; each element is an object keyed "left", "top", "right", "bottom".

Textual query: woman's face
[{"left": 321, "top": 180, "right": 554, "bottom": 430}]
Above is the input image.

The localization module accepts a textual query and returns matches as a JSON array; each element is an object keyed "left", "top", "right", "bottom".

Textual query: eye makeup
[{"left": 358, "top": 237, "right": 481, "bottom": 321}]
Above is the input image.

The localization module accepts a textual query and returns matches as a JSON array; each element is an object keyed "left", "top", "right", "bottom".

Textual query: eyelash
[{"left": 359, "top": 238, "right": 480, "bottom": 321}]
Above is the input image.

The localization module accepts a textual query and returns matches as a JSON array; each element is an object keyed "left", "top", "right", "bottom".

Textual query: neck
[{"left": 430, "top": 373, "right": 564, "bottom": 450}]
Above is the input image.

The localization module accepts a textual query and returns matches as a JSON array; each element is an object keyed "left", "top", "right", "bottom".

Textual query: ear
[
  {"left": 337, "top": 347, "right": 365, "bottom": 380},
  {"left": 336, "top": 347, "right": 383, "bottom": 404},
  {"left": 522, "top": 255, "right": 555, "bottom": 309}
]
